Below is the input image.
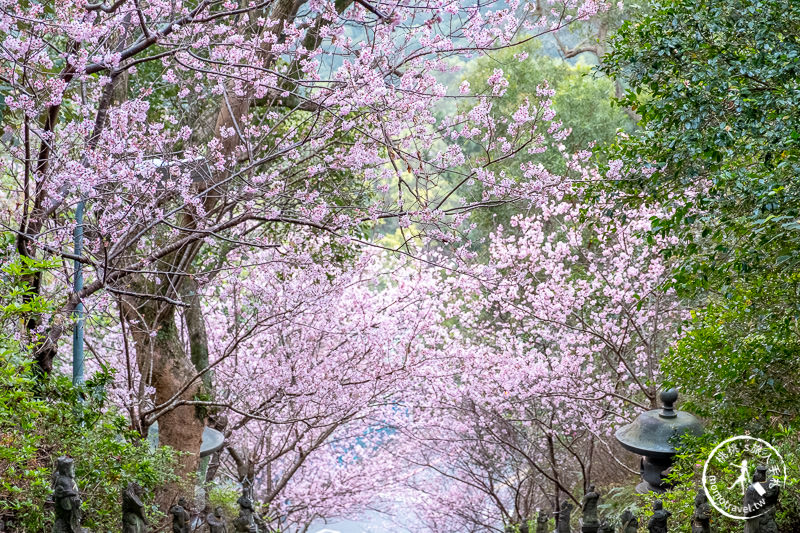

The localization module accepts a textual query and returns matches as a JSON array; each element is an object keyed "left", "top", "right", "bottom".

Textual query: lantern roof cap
[{"left": 615, "top": 388, "right": 703, "bottom": 459}]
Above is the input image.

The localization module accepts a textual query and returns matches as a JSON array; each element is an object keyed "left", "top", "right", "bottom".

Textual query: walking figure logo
[
  {"left": 702, "top": 436, "right": 786, "bottom": 520},
  {"left": 729, "top": 459, "right": 750, "bottom": 494}
]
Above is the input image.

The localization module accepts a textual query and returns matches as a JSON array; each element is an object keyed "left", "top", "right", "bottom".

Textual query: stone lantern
[
  {"left": 147, "top": 423, "right": 225, "bottom": 457},
  {"left": 615, "top": 388, "right": 703, "bottom": 493}
]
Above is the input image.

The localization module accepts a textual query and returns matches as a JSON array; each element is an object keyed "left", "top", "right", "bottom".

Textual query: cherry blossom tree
[
  {"left": 83, "top": 236, "right": 457, "bottom": 522},
  {"left": 1, "top": 0, "right": 610, "bottom": 497},
  {"left": 199, "top": 246, "right": 454, "bottom": 527},
  {"left": 0, "top": 0, "right": 676, "bottom": 526},
  {"left": 389, "top": 187, "right": 682, "bottom": 531}
]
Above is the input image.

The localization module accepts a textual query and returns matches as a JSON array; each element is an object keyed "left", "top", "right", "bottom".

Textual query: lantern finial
[{"left": 659, "top": 388, "right": 678, "bottom": 419}]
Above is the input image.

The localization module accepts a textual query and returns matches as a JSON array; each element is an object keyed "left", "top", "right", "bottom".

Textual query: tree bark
[
  {"left": 120, "top": 289, "right": 206, "bottom": 508},
  {"left": 182, "top": 277, "right": 212, "bottom": 389}
]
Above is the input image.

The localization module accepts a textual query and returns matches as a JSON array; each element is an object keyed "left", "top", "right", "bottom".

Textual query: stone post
[{"left": 581, "top": 485, "right": 600, "bottom": 533}]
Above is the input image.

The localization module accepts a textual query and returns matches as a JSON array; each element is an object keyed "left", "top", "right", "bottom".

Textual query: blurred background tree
[{"left": 452, "top": 42, "right": 635, "bottom": 247}]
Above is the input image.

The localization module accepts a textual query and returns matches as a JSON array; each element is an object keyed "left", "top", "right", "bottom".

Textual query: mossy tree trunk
[{"left": 121, "top": 285, "right": 206, "bottom": 509}]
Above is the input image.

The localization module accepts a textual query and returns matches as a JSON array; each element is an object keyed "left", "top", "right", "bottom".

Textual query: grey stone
[
  {"left": 52, "top": 457, "right": 82, "bottom": 533},
  {"left": 647, "top": 500, "right": 670, "bottom": 533},
  {"left": 615, "top": 389, "right": 703, "bottom": 493},
  {"left": 558, "top": 501, "right": 574, "bottom": 533},
  {"left": 744, "top": 466, "right": 780, "bottom": 533},
  {"left": 207, "top": 506, "right": 228, "bottom": 533},
  {"left": 619, "top": 510, "right": 637, "bottom": 533},
  {"left": 169, "top": 498, "right": 191, "bottom": 533},
  {"left": 234, "top": 488, "right": 259, "bottom": 533},
  {"left": 121, "top": 483, "right": 146, "bottom": 533},
  {"left": 535, "top": 510, "right": 549, "bottom": 533},
  {"left": 582, "top": 485, "right": 600, "bottom": 532},
  {"left": 691, "top": 489, "right": 711, "bottom": 533}
]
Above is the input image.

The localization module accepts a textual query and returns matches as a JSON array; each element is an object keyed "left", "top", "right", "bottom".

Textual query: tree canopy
[{"left": 2, "top": 0, "right": 800, "bottom": 530}]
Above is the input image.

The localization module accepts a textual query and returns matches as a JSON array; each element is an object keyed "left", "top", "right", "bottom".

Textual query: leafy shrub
[
  {"left": 639, "top": 430, "right": 800, "bottom": 533},
  {"left": 663, "top": 276, "right": 800, "bottom": 436},
  {"left": 0, "top": 252, "right": 180, "bottom": 531},
  {"left": 206, "top": 483, "right": 241, "bottom": 523},
  {"left": 0, "top": 354, "right": 180, "bottom": 531}
]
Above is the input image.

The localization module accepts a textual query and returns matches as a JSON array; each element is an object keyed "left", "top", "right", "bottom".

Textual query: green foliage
[
  {"left": 0, "top": 241, "right": 58, "bottom": 321},
  {"left": 596, "top": 432, "right": 800, "bottom": 532},
  {"left": 663, "top": 275, "right": 800, "bottom": 435},
  {"left": 642, "top": 431, "right": 800, "bottom": 533},
  {"left": 0, "top": 355, "right": 179, "bottom": 531},
  {"left": 594, "top": 483, "right": 640, "bottom": 524},
  {"left": 503, "top": 518, "right": 536, "bottom": 533},
  {"left": 0, "top": 260, "right": 179, "bottom": 531},
  {"left": 206, "top": 484, "right": 241, "bottom": 522},
  {"left": 636, "top": 434, "right": 739, "bottom": 533},
  {"left": 600, "top": 0, "right": 800, "bottom": 296},
  {"left": 458, "top": 42, "right": 635, "bottom": 242},
  {"left": 600, "top": 0, "right": 800, "bottom": 526},
  {"left": 658, "top": 275, "right": 800, "bottom": 529}
]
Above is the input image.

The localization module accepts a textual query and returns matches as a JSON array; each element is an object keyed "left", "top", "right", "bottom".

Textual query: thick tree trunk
[
  {"left": 121, "top": 291, "right": 206, "bottom": 508},
  {"left": 182, "top": 277, "right": 212, "bottom": 389}
]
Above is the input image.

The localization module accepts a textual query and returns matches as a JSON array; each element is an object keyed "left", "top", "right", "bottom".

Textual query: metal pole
[{"left": 72, "top": 199, "right": 85, "bottom": 386}]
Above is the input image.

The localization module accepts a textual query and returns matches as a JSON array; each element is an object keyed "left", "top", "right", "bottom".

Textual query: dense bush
[
  {"left": 664, "top": 276, "right": 800, "bottom": 435},
  {"left": 633, "top": 431, "right": 800, "bottom": 533},
  {"left": 657, "top": 270, "right": 800, "bottom": 530},
  {"left": 0, "top": 252, "right": 179, "bottom": 531},
  {"left": 0, "top": 352, "right": 180, "bottom": 531},
  {"left": 596, "top": 0, "right": 800, "bottom": 528}
]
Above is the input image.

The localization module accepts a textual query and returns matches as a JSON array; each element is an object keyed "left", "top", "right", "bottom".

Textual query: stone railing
[
  {"left": 46, "top": 456, "right": 266, "bottom": 533},
  {"left": 507, "top": 468, "right": 780, "bottom": 533},
  {"left": 41, "top": 455, "right": 784, "bottom": 532}
]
